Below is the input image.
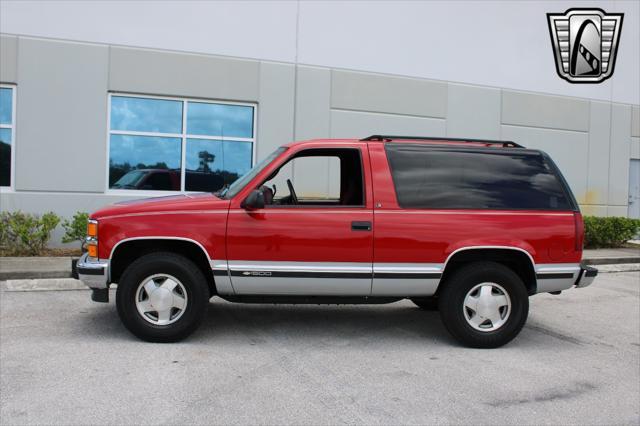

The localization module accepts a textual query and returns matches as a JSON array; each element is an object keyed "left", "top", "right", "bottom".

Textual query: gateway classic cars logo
[{"left": 547, "top": 8, "right": 623, "bottom": 83}]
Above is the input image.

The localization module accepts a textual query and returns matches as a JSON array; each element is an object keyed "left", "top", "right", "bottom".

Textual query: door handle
[{"left": 351, "top": 221, "right": 372, "bottom": 231}]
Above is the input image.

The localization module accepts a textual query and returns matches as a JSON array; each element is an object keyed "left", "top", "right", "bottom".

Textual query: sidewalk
[{"left": 1, "top": 247, "right": 639, "bottom": 281}]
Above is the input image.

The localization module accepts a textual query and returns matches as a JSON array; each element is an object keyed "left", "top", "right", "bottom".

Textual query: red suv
[{"left": 76, "top": 135, "right": 597, "bottom": 348}]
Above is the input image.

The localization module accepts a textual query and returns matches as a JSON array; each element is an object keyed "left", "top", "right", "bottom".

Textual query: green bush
[
  {"left": 62, "top": 212, "right": 89, "bottom": 249},
  {"left": 583, "top": 216, "right": 640, "bottom": 248},
  {"left": 0, "top": 213, "right": 8, "bottom": 249},
  {"left": 0, "top": 211, "right": 60, "bottom": 256}
]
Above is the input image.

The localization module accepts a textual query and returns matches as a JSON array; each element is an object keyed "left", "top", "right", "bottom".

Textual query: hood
[{"left": 91, "top": 193, "right": 230, "bottom": 220}]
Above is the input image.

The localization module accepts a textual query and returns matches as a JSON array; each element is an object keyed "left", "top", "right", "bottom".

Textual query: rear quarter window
[{"left": 385, "top": 144, "right": 576, "bottom": 210}]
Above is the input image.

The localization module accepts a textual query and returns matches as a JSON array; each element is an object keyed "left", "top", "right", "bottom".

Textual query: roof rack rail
[{"left": 360, "top": 135, "right": 524, "bottom": 148}]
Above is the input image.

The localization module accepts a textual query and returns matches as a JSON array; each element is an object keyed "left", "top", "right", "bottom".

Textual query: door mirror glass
[{"left": 241, "top": 189, "right": 265, "bottom": 210}]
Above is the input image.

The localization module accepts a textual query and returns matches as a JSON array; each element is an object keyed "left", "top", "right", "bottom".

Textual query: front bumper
[
  {"left": 75, "top": 253, "right": 110, "bottom": 302},
  {"left": 575, "top": 263, "right": 598, "bottom": 288}
]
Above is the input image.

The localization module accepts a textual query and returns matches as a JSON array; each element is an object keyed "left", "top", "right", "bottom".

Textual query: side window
[
  {"left": 261, "top": 149, "right": 364, "bottom": 207},
  {"left": 385, "top": 144, "right": 573, "bottom": 210}
]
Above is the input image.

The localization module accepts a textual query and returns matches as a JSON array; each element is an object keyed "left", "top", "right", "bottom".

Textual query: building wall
[
  {"left": 1, "top": 34, "right": 639, "bottom": 245},
  {"left": 1, "top": 0, "right": 638, "bottom": 105}
]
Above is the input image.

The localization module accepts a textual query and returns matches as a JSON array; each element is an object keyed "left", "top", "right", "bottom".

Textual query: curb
[
  {"left": 1, "top": 278, "right": 87, "bottom": 292},
  {"left": 582, "top": 257, "right": 640, "bottom": 265},
  {"left": 0, "top": 257, "right": 75, "bottom": 281},
  {"left": 0, "top": 271, "right": 73, "bottom": 281},
  {"left": 595, "top": 263, "right": 640, "bottom": 273}
]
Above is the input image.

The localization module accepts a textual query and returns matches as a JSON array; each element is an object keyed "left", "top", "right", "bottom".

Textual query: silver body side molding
[
  {"left": 535, "top": 263, "right": 582, "bottom": 293},
  {"left": 104, "top": 240, "right": 588, "bottom": 297}
]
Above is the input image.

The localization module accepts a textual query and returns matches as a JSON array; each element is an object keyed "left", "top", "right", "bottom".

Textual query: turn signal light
[
  {"left": 87, "top": 221, "right": 98, "bottom": 238},
  {"left": 87, "top": 244, "right": 98, "bottom": 258}
]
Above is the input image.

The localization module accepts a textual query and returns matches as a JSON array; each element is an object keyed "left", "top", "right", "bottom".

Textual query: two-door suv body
[{"left": 76, "top": 135, "right": 597, "bottom": 347}]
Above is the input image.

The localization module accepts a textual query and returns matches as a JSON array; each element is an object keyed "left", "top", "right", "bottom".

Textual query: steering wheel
[{"left": 286, "top": 179, "right": 299, "bottom": 205}]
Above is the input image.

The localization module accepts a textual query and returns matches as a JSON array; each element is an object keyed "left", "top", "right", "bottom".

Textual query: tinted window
[
  {"left": 187, "top": 102, "right": 254, "bottom": 138},
  {"left": 145, "top": 171, "right": 175, "bottom": 191},
  {"left": 185, "top": 139, "right": 252, "bottom": 192},
  {"left": 109, "top": 135, "right": 181, "bottom": 190},
  {"left": 0, "top": 87, "right": 14, "bottom": 187},
  {"left": 386, "top": 145, "right": 574, "bottom": 210},
  {"left": 0, "top": 88, "right": 12, "bottom": 124},
  {"left": 111, "top": 96, "right": 183, "bottom": 134},
  {"left": 0, "top": 128, "right": 11, "bottom": 187},
  {"left": 108, "top": 95, "right": 256, "bottom": 192}
]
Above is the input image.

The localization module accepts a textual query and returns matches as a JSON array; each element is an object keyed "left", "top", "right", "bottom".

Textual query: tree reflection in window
[{"left": 184, "top": 139, "right": 252, "bottom": 192}]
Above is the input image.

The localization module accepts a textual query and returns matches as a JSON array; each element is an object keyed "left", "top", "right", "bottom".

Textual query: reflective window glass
[
  {"left": 108, "top": 94, "right": 255, "bottom": 192},
  {"left": 109, "top": 135, "right": 181, "bottom": 191},
  {"left": 185, "top": 139, "right": 252, "bottom": 192},
  {"left": 187, "top": 102, "right": 253, "bottom": 138},
  {"left": 111, "top": 96, "right": 183, "bottom": 134},
  {"left": 0, "top": 128, "right": 11, "bottom": 187},
  {"left": 0, "top": 88, "right": 12, "bottom": 125}
]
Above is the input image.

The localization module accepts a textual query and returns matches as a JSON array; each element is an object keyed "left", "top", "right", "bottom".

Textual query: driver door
[{"left": 225, "top": 144, "right": 374, "bottom": 295}]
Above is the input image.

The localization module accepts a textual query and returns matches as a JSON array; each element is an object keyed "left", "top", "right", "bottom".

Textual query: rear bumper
[{"left": 575, "top": 263, "right": 598, "bottom": 288}]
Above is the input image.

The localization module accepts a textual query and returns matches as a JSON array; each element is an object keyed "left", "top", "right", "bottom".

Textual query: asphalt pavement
[{"left": 1, "top": 271, "right": 639, "bottom": 425}]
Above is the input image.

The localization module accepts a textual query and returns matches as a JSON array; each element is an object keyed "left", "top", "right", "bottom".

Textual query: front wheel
[
  {"left": 116, "top": 252, "right": 209, "bottom": 342},
  {"left": 438, "top": 262, "right": 529, "bottom": 348}
]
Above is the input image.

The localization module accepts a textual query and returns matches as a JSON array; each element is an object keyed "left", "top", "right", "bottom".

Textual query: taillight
[{"left": 574, "top": 212, "right": 584, "bottom": 251}]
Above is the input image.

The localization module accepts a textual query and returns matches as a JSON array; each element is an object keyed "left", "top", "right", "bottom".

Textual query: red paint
[{"left": 91, "top": 139, "right": 582, "bottom": 265}]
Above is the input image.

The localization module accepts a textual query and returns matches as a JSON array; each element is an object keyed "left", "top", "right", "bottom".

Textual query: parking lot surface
[{"left": 1, "top": 271, "right": 639, "bottom": 425}]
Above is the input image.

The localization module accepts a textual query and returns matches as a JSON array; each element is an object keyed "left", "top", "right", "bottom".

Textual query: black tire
[
  {"left": 438, "top": 262, "right": 529, "bottom": 348},
  {"left": 411, "top": 297, "right": 439, "bottom": 311},
  {"left": 116, "top": 252, "right": 209, "bottom": 342}
]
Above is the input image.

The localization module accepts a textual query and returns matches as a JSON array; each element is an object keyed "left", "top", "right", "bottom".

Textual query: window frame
[
  {"left": 105, "top": 92, "right": 257, "bottom": 195},
  {"left": 259, "top": 147, "right": 367, "bottom": 209},
  {"left": 0, "top": 84, "right": 17, "bottom": 192}
]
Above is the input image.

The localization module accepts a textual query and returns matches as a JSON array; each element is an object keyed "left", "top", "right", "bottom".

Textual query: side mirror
[{"left": 241, "top": 189, "right": 265, "bottom": 210}]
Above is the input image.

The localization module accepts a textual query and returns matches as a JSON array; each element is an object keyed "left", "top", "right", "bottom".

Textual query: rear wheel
[
  {"left": 116, "top": 252, "right": 209, "bottom": 342},
  {"left": 438, "top": 262, "right": 528, "bottom": 348}
]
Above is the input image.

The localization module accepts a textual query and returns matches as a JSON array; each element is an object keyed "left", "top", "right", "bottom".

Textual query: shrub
[
  {"left": 62, "top": 212, "right": 89, "bottom": 249},
  {"left": 583, "top": 216, "right": 640, "bottom": 248},
  {"left": 0, "top": 213, "right": 9, "bottom": 249},
  {"left": 0, "top": 211, "right": 60, "bottom": 256}
]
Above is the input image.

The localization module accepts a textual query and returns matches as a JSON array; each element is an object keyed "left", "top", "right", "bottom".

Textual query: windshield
[
  {"left": 112, "top": 170, "right": 147, "bottom": 189},
  {"left": 220, "top": 147, "right": 287, "bottom": 199}
]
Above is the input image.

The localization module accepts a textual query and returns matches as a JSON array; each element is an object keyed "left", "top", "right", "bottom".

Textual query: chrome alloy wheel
[
  {"left": 463, "top": 282, "right": 511, "bottom": 332},
  {"left": 135, "top": 274, "right": 188, "bottom": 326}
]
